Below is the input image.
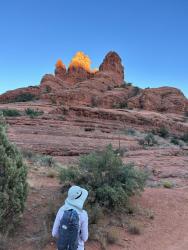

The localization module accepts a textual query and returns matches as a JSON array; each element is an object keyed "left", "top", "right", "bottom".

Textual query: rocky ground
[{"left": 0, "top": 99, "right": 188, "bottom": 250}]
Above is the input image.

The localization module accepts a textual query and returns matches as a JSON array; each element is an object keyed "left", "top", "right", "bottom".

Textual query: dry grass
[
  {"left": 106, "top": 227, "right": 119, "bottom": 244},
  {"left": 46, "top": 169, "right": 57, "bottom": 178},
  {"left": 163, "top": 181, "right": 173, "bottom": 189},
  {"left": 128, "top": 223, "right": 142, "bottom": 235}
]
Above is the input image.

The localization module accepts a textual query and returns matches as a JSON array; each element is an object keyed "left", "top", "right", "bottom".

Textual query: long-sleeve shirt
[{"left": 52, "top": 207, "right": 88, "bottom": 250}]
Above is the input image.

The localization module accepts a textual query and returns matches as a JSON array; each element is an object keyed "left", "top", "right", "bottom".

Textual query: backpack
[{"left": 57, "top": 209, "right": 79, "bottom": 250}]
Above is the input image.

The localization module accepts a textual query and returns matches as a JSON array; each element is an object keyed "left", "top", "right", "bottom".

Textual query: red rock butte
[{"left": 0, "top": 51, "right": 187, "bottom": 114}]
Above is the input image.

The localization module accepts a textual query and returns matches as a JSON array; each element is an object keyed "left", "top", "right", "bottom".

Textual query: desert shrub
[
  {"left": 170, "top": 137, "right": 180, "bottom": 145},
  {"left": 112, "top": 103, "right": 120, "bottom": 109},
  {"left": 0, "top": 124, "right": 28, "bottom": 234},
  {"left": 59, "top": 145, "right": 147, "bottom": 210},
  {"left": 46, "top": 169, "right": 57, "bottom": 178},
  {"left": 22, "top": 150, "right": 55, "bottom": 167},
  {"left": 118, "top": 101, "right": 128, "bottom": 109},
  {"left": 0, "top": 109, "right": 21, "bottom": 117},
  {"left": 13, "top": 93, "right": 37, "bottom": 102},
  {"left": 163, "top": 181, "right": 173, "bottom": 189},
  {"left": 157, "top": 126, "right": 169, "bottom": 138},
  {"left": 106, "top": 228, "right": 119, "bottom": 244},
  {"left": 124, "top": 128, "right": 136, "bottom": 136},
  {"left": 181, "top": 133, "right": 188, "bottom": 143},
  {"left": 114, "top": 147, "right": 128, "bottom": 157},
  {"left": 25, "top": 108, "right": 44, "bottom": 118},
  {"left": 139, "top": 133, "right": 158, "bottom": 147},
  {"left": 43, "top": 85, "right": 52, "bottom": 93},
  {"left": 112, "top": 101, "right": 128, "bottom": 109},
  {"left": 37, "top": 155, "right": 55, "bottom": 167},
  {"left": 21, "top": 149, "right": 35, "bottom": 159},
  {"left": 128, "top": 223, "right": 141, "bottom": 235}
]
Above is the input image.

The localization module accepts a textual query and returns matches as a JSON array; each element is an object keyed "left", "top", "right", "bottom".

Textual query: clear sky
[{"left": 0, "top": 0, "right": 188, "bottom": 97}]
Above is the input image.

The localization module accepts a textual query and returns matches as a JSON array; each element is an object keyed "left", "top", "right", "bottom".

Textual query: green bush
[
  {"left": 170, "top": 137, "right": 180, "bottom": 145},
  {"left": 181, "top": 133, "right": 188, "bottom": 143},
  {"left": 163, "top": 181, "right": 173, "bottom": 189},
  {"left": 25, "top": 108, "right": 44, "bottom": 118},
  {"left": 14, "top": 93, "right": 37, "bottom": 102},
  {"left": 157, "top": 127, "right": 169, "bottom": 138},
  {"left": 0, "top": 124, "right": 28, "bottom": 234},
  {"left": 0, "top": 109, "right": 21, "bottom": 117},
  {"left": 59, "top": 145, "right": 147, "bottom": 210},
  {"left": 139, "top": 133, "right": 158, "bottom": 147}
]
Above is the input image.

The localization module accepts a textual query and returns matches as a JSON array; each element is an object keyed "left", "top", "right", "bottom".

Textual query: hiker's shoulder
[
  {"left": 57, "top": 206, "right": 65, "bottom": 216},
  {"left": 80, "top": 209, "right": 88, "bottom": 218}
]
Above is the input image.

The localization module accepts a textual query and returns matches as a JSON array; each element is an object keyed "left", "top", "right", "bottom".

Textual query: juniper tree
[{"left": 0, "top": 123, "right": 28, "bottom": 234}]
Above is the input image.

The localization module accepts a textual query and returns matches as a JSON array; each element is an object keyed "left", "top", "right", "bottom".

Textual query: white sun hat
[{"left": 64, "top": 185, "right": 88, "bottom": 211}]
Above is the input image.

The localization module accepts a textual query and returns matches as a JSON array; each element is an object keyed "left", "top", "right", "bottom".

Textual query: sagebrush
[{"left": 59, "top": 145, "right": 147, "bottom": 211}]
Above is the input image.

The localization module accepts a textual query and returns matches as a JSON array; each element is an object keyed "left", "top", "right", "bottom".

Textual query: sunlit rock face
[
  {"left": 55, "top": 59, "right": 66, "bottom": 79},
  {"left": 54, "top": 52, "right": 97, "bottom": 84},
  {"left": 1, "top": 50, "right": 187, "bottom": 115}
]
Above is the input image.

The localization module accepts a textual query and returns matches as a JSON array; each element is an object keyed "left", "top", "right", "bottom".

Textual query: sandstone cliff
[{"left": 0, "top": 51, "right": 187, "bottom": 114}]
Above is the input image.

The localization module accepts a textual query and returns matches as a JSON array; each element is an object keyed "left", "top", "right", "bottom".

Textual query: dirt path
[{"left": 126, "top": 188, "right": 188, "bottom": 250}]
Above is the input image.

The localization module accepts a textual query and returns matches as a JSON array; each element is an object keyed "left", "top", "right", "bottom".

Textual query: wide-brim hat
[{"left": 65, "top": 185, "right": 88, "bottom": 211}]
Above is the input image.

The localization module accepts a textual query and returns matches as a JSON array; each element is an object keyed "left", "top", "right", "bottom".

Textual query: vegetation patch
[
  {"left": 157, "top": 126, "right": 169, "bottom": 138},
  {"left": 181, "top": 133, "right": 188, "bottom": 143},
  {"left": 139, "top": 133, "right": 158, "bottom": 147},
  {"left": 0, "top": 109, "right": 21, "bottom": 117},
  {"left": 106, "top": 228, "right": 119, "bottom": 244},
  {"left": 163, "top": 181, "right": 173, "bottom": 189},
  {"left": 170, "top": 137, "right": 181, "bottom": 145},
  {"left": 59, "top": 144, "right": 147, "bottom": 211},
  {"left": 46, "top": 169, "right": 57, "bottom": 178},
  {"left": 13, "top": 93, "right": 38, "bottom": 103},
  {"left": 122, "top": 128, "right": 136, "bottom": 136},
  {"left": 25, "top": 108, "right": 44, "bottom": 118},
  {"left": 128, "top": 223, "right": 142, "bottom": 235},
  {"left": 0, "top": 124, "right": 28, "bottom": 234},
  {"left": 21, "top": 149, "right": 56, "bottom": 168}
]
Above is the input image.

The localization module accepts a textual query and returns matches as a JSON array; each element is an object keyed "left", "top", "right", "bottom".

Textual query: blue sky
[{"left": 0, "top": 0, "right": 188, "bottom": 97}]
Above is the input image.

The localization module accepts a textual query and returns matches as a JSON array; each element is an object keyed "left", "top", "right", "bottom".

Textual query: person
[{"left": 52, "top": 185, "right": 89, "bottom": 250}]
